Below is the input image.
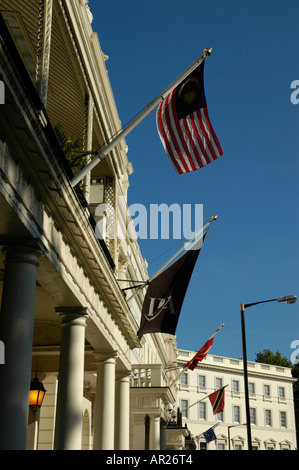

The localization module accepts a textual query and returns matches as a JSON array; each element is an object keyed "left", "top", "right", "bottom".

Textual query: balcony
[{"left": 131, "top": 364, "right": 169, "bottom": 388}]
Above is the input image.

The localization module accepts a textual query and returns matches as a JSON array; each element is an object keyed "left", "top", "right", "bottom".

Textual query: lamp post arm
[
  {"left": 243, "top": 298, "right": 277, "bottom": 309},
  {"left": 244, "top": 295, "right": 297, "bottom": 309}
]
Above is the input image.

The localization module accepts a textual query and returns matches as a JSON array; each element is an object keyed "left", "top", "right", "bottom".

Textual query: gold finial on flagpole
[
  {"left": 211, "top": 215, "right": 218, "bottom": 220},
  {"left": 203, "top": 48, "right": 212, "bottom": 57}
]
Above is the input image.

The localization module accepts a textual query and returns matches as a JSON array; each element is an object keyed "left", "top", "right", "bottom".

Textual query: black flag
[{"left": 137, "top": 236, "right": 205, "bottom": 339}]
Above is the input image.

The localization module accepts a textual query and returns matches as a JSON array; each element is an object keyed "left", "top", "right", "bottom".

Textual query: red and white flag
[
  {"left": 156, "top": 61, "right": 223, "bottom": 175},
  {"left": 208, "top": 387, "right": 225, "bottom": 415},
  {"left": 184, "top": 324, "right": 224, "bottom": 370}
]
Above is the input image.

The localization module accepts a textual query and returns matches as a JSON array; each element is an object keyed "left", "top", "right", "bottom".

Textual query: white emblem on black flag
[{"left": 137, "top": 235, "right": 205, "bottom": 339}]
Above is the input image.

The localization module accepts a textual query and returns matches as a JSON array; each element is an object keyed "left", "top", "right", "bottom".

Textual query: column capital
[
  {"left": 115, "top": 371, "right": 132, "bottom": 382},
  {"left": 149, "top": 413, "right": 162, "bottom": 421},
  {"left": 2, "top": 241, "right": 42, "bottom": 267},
  {"left": 93, "top": 350, "right": 118, "bottom": 363},
  {"left": 55, "top": 307, "right": 88, "bottom": 327}
]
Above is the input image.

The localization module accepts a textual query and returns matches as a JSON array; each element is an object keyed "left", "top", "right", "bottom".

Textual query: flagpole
[
  {"left": 195, "top": 422, "right": 220, "bottom": 441},
  {"left": 169, "top": 368, "right": 189, "bottom": 389},
  {"left": 126, "top": 214, "right": 217, "bottom": 303},
  {"left": 70, "top": 49, "right": 212, "bottom": 187},
  {"left": 150, "top": 215, "right": 217, "bottom": 281}
]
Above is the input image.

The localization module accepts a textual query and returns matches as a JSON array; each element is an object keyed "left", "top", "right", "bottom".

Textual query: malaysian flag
[{"left": 156, "top": 61, "right": 222, "bottom": 174}]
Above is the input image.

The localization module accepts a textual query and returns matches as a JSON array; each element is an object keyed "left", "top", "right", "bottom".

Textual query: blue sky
[{"left": 88, "top": 0, "right": 299, "bottom": 363}]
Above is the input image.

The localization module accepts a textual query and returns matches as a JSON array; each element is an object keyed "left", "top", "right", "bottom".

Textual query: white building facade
[
  {"left": 0, "top": 0, "right": 182, "bottom": 450},
  {"left": 176, "top": 350, "right": 297, "bottom": 450}
]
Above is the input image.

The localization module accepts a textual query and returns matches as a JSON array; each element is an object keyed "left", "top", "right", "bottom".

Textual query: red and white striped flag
[{"left": 156, "top": 61, "right": 222, "bottom": 174}]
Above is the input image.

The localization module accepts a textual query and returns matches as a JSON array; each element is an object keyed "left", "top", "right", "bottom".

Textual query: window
[
  {"left": 181, "top": 399, "right": 188, "bottom": 418},
  {"left": 198, "top": 375, "right": 206, "bottom": 388},
  {"left": 180, "top": 373, "right": 188, "bottom": 385},
  {"left": 250, "top": 408, "right": 256, "bottom": 425},
  {"left": 265, "top": 409, "right": 272, "bottom": 426},
  {"left": 264, "top": 384, "right": 270, "bottom": 397},
  {"left": 199, "top": 402, "right": 206, "bottom": 420},
  {"left": 280, "top": 411, "right": 287, "bottom": 428},
  {"left": 235, "top": 444, "right": 242, "bottom": 450},
  {"left": 232, "top": 380, "right": 239, "bottom": 392},
  {"left": 199, "top": 442, "right": 207, "bottom": 450},
  {"left": 216, "top": 377, "right": 223, "bottom": 389},
  {"left": 249, "top": 382, "right": 255, "bottom": 395},
  {"left": 278, "top": 387, "right": 285, "bottom": 399},
  {"left": 217, "top": 443, "right": 225, "bottom": 450},
  {"left": 233, "top": 406, "right": 240, "bottom": 424},
  {"left": 216, "top": 411, "right": 224, "bottom": 422}
]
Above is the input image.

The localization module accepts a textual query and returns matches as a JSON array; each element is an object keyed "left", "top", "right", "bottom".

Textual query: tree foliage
[
  {"left": 255, "top": 349, "right": 293, "bottom": 367},
  {"left": 53, "top": 123, "right": 89, "bottom": 174},
  {"left": 255, "top": 348, "right": 299, "bottom": 387}
]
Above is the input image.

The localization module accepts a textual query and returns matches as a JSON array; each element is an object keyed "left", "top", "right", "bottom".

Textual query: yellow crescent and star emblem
[{"left": 178, "top": 76, "right": 200, "bottom": 105}]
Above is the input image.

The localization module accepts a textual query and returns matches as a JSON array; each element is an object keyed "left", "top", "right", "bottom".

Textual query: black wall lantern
[{"left": 29, "top": 373, "right": 46, "bottom": 414}]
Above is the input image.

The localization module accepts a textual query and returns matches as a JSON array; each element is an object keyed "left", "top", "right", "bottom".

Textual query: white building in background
[{"left": 176, "top": 350, "right": 297, "bottom": 450}]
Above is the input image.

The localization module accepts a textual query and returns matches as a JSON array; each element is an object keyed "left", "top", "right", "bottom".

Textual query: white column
[
  {"left": 0, "top": 244, "right": 40, "bottom": 450},
  {"left": 132, "top": 414, "right": 147, "bottom": 450},
  {"left": 160, "top": 420, "right": 166, "bottom": 450},
  {"left": 54, "top": 307, "right": 87, "bottom": 450},
  {"left": 115, "top": 373, "right": 130, "bottom": 449},
  {"left": 93, "top": 352, "right": 117, "bottom": 450},
  {"left": 150, "top": 415, "right": 161, "bottom": 450}
]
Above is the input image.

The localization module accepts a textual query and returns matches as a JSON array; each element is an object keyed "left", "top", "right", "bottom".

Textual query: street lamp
[{"left": 240, "top": 295, "right": 297, "bottom": 451}]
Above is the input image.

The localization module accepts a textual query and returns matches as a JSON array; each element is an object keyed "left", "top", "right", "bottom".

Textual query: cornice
[{"left": 176, "top": 360, "right": 295, "bottom": 383}]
